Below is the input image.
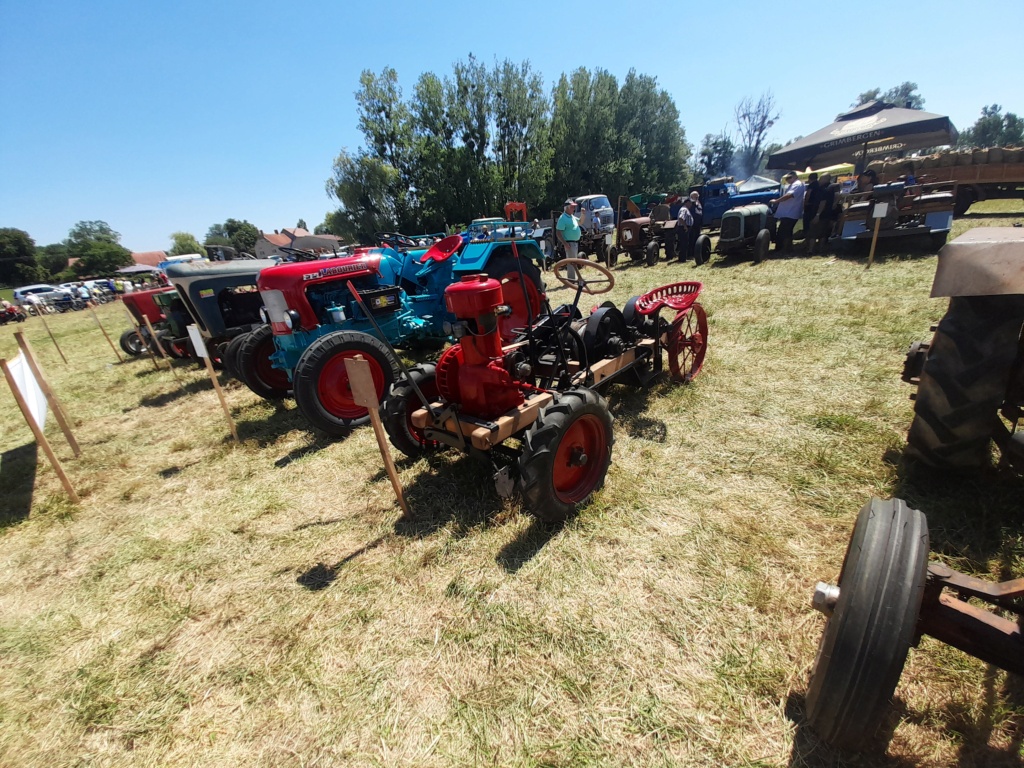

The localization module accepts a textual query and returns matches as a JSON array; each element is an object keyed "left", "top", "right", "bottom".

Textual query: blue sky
[{"left": 1, "top": 0, "right": 1020, "bottom": 252}]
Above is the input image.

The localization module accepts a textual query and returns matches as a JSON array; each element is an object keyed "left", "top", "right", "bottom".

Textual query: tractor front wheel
[
  {"left": 384, "top": 363, "right": 440, "bottom": 458},
  {"left": 694, "top": 234, "right": 712, "bottom": 266},
  {"left": 221, "top": 332, "right": 249, "bottom": 380},
  {"left": 293, "top": 330, "right": 399, "bottom": 437},
  {"left": 238, "top": 325, "right": 291, "bottom": 400},
  {"left": 518, "top": 387, "right": 614, "bottom": 523},
  {"left": 606, "top": 245, "right": 619, "bottom": 269},
  {"left": 120, "top": 328, "right": 147, "bottom": 356},
  {"left": 645, "top": 240, "right": 660, "bottom": 267},
  {"left": 754, "top": 229, "right": 771, "bottom": 263}
]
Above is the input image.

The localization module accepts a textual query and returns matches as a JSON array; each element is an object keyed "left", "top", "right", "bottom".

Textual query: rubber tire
[
  {"left": 695, "top": 234, "right": 711, "bottom": 266},
  {"left": 606, "top": 245, "right": 619, "bottom": 269},
  {"left": 518, "top": 387, "right": 614, "bottom": 523},
  {"left": 383, "top": 363, "right": 440, "bottom": 458},
  {"left": 754, "top": 229, "right": 771, "bottom": 263},
  {"left": 907, "top": 295, "right": 1024, "bottom": 468},
  {"left": 483, "top": 252, "right": 545, "bottom": 340},
  {"left": 645, "top": 240, "right": 659, "bottom": 267},
  {"left": 953, "top": 186, "right": 974, "bottom": 217},
  {"left": 221, "top": 332, "right": 249, "bottom": 380},
  {"left": 238, "top": 324, "right": 291, "bottom": 400},
  {"left": 120, "top": 328, "right": 146, "bottom": 356},
  {"left": 293, "top": 330, "right": 399, "bottom": 437},
  {"left": 806, "top": 497, "right": 929, "bottom": 751}
]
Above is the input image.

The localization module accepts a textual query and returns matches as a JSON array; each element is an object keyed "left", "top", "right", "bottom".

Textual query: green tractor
[{"left": 706, "top": 202, "right": 776, "bottom": 265}]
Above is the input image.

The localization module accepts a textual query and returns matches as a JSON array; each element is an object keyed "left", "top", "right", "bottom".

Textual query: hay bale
[
  {"left": 938, "top": 151, "right": 955, "bottom": 167},
  {"left": 987, "top": 147, "right": 1004, "bottom": 163},
  {"left": 1004, "top": 147, "right": 1022, "bottom": 163},
  {"left": 972, "top": 148, "right": 989, "bottom": 164},
  {"left": 920, "top": 154, "right": 940, "bottom": 169},
  {"left": 957, "top": 149, "right": 975, "bottom": 166}
]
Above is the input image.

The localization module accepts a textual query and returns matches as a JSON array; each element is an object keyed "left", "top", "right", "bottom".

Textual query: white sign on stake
[
  {"left": 7, "top": 352, "right": 47, "bottom": 428},
  {"left": 186, "top": 325, "right": 208, "bottom": 358},
  {"left": 872, "top": 202, "right": 889, "bottom": 219}
]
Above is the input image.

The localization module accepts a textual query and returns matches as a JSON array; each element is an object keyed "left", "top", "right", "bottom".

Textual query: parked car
[{"left": 12, "top": 283, "right": 72, "bottom": 306}]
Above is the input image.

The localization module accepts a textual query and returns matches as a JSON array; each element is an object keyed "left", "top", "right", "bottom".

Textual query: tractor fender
[{"left": 930, "top": 227, "right": 1024, "bottom": 298}]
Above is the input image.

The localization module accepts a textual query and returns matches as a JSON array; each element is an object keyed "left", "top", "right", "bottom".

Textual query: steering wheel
[
  {"left": 552, "top": 258, "right": 615, "bottom": 295},
  {"left": 419, "top": 234, "right": 464, "bottom": 263},
  {"left": 375, "top": 232, "right": 418, "bottom": 250}
]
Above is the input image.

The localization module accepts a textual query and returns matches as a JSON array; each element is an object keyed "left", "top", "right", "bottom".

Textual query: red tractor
[{"left": 383, "top": 256, "right": 708, "bottom": 521}]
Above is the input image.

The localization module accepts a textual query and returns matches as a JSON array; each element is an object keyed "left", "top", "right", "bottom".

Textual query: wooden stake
[
  {"left": 867, "top": 217, "right": 882, "bottom": 268},
  {"left": 36, "top": 312, "right": 67, "bottom": 364},
  {"left": 203, "top": 353, "right": 238, "bottom": 443},
  {"left": 1, "top": 358, "right": 79, "bottom": 503},
  {"left": 123, "top": 305, "right": 161, "bottom": 370},
  {"left": 142, "top": 315, "right": 182, "bottom": 383},
  {"left": 90, "top": 306, "right": 124, "bottom": 363},
  {"left": 13, "top": 332, "right": 80, "bottom": 457},
  {"left": 344, "top": 355, "right": 410, "bottom": 518}
]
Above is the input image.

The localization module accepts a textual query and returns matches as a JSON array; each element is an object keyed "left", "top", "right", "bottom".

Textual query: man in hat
[
  {"left": 556, "top": 198, "right": 582, "bottom": 260},
  {"left": 770, "top": 171, "right": 805, "bottom": 255}
]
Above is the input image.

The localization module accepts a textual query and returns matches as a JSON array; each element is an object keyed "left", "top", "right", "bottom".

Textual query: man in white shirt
[{"left": 771, "top": 171, "right": 805, "bottom": 255}]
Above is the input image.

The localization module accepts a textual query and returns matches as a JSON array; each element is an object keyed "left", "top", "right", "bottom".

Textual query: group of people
[{"left": 771, "top": 170, "right": 841, "bottom": 255}]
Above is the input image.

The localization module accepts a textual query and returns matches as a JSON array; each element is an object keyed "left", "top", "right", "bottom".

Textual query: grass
[{"left": 1, "top": 200, "right": 1023, "bottom": 767}]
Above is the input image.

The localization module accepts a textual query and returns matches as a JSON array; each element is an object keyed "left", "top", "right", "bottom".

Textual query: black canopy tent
[{"left": 767, "top": 101, "right": 957, "bottom": 172}]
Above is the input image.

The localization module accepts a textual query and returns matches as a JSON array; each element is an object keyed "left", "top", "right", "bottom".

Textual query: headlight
[
  {"left": 283, "top": 310, "right": 300, "bottom": 330},
  {"left": 259, "top": 306, "right": 269, "bottom": 324}
]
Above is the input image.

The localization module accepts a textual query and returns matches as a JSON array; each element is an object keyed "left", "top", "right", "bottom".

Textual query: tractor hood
[
  {"left": 931, "top": 227, "right": 1024, "bottom": 298},
  {"left": 258, "top": 253, "right": 383, "bottom": 292}
]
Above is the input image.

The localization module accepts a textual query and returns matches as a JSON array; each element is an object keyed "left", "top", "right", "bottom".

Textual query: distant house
[
  {"left": 255, "top": 228, "right": 344, "bottom": 260},
  {"left": 131, "top": 251, "right": 167, "bottom": 268}
]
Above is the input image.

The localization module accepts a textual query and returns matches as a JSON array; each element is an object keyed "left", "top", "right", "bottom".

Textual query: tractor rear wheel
[
  {"left": 754, "top": 229, "right": 771, "bottom": 263},
  {"left": 645, "top": 240, "right": 660, "bottom": 267},
  {"left": 695, "top": 234, "right": 712, "bottom": 266},
  {"left": 238, "top": 325, "right": 291, "bottom": 400},
  {"left": 293, "top": 330, "right": 399, "bottom": 437},
  {"left": 483, "top": 252, "right": 545, "bottom": 341},
  {"left": 806, "top": 498, "right": 929, "bottom": 750},
  {"left": 518, "top": 387, "right": 614, "bottom": 523},
  {"left": 907, "top": 295, "right": 1024, "bottom": 468},
  {"left": 120, "top": 328, "right": 147, "bottom": 356},
  {"left": 666, "top": 304, "right": 708, "bottom": 383},
  {"left": 221, "top": 332, "right": 249, "bottom": 380},
  {"left": 384, "top": 363, "right": 440, "bottom": 458}
]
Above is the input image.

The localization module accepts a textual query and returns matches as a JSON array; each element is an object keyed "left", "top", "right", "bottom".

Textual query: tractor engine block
[{"left": 437, "top": 275, "right": 525, "bottom": 420}]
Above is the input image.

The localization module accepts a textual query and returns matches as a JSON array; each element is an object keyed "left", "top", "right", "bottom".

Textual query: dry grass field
[{"left": 1, "top": 202, "right": 1022, "bottom": 767}]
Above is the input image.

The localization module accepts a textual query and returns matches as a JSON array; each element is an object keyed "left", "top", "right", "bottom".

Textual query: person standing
[
  {"left": 556, "top": 199, "right": 582, "bottom": 260},
  {"left": 802, "top": 173, "right": 821, "bottom": 251},
  {"left": 806, "top": 173, "right": 836, "bottom": 255},
  {"left": 675, "top": 198, "right": 693, "bottom": 263},
  {"left": 688, "top": 191, "right": 703, "bottom": 262},
  {"left": 771, "top": 171, "right": 805, "bottom": 255}
]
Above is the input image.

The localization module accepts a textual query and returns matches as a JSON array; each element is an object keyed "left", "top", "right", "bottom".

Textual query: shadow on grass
[
  {"left": 296, "top": 535, "right": 390, "bottom": 591},
  {"left": 607, "top": 386, "right": 668, "bottom": 442},
  {"left": 495, "top": 517, "right": 564, "bottom": 573},
  {"left": 137, "top": 377, "right": 210, "bottom": 408},
  {"left": 0, "top": 443, "right": 37, "bottom": 528}
]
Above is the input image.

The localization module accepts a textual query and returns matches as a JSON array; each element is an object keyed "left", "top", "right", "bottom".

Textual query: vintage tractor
[
  {"left": 119, "top": 286, "right": 179, "bottom": 357},
  {"left": 902, "top": 226, "right": 1024, "bottom": 471},
  {"left": 383, "top": 256, "right": 708, "bottom": 521},
  {"left": 165, "top": 258, "right": 279, "bottom": 379},
  {"left": 607, "top": 196, "right": 678, "bottom": 267},
  {"left": 254, "top": 232, "right": 546, "bottom": 436},
  {"left": 708, "top": 202, "right": 776, "bottom": 265},
  {"left": 839, "top": 180, "right": 956, "bottom": 251},
  {"left": 804, "top": 497, "right": 1023, "bottom": 750},
  {"left": 545, "top": 195, "right": 616, "bottom": 265}
]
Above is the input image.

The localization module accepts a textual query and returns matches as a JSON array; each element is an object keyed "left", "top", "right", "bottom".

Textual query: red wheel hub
[
  {"left": 551, "top": 414, "right": 607, "bottom": 503},
  {"left": 317, "top": 350, "right": 385, "bottom": 418},
  {"left": 255, "top": 336, "right": 291, "bottom": 390},
  {"left": 667, "top": 304, "right": 708, "bottom": 383}
]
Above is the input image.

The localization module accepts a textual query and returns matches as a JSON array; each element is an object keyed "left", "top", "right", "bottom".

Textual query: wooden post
[
  {"left": 13, "top": 332, "right": 80, "bottom": 457},
  {"left": 36, "top": 312, "right": 67, "bottom": 364},
  {"left": 189, "top": 325, "right": 239, "bottom": 444},
  {"left": 123, "top": 305, "right": 161, "bottom": 370},
  {"left": 142, "top": 315, "right": 182, "bottom": 383},
  {"left": 0, "top": 358, "right": 79, "bottom": 503},
  {"left": 90, "top": 306, "right": 124, "bottom": 363},
  {"left": 344, "top": 355, "right": 410, "bottom": 518}
]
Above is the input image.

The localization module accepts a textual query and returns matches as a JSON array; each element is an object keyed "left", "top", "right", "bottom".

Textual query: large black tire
[
  {"left": 237, "top": 325, "right": 291, "bottom": 400},
  {"left": 518, "top": 388, "right": 614, "bottom": 523},
  {"left": 606, "top": 245, "right": 619, "bottom": 269},
  {"left": 953, "top": 186, "right": 975, "bottom": 217},
  {"left": 694, "top": 234, "right": 711, "bottom": 266},
  {"left": 221, "top": 332, "right": 249, "bottom": 380},
  {"left": 119, "top": 328, "right": 147, "bottom": 356},
  {"left": 754, "top": 229, "right": 771, "bottom": 263},
  {"left": 645, "top": 240, "right": 660, "bottom": 267},
  {"left": 383, "top": 363, "right": 440, "bottom": 458},
  {"left": 292, "top": 330, "right": 399, "bottom": 437},
  {"left": 483, "top": 252, "right": 545, "bottom": 341},
  {"left": 907, "top": 295, "right": 1024, "bottom": 468},
  {"left": 806, "top": 497, "right": 929, "bottom": 750}
]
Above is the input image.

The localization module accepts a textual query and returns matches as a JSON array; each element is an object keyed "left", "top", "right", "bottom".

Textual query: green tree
[
  {"left": 223, "top": 219, "right": 259, "bottom": 255},
  {"left": 326, "top": 150, "right": 403, "bottom": 242},
  {"left": 205, "top": 223, "right": 231, "bottom": 245},
  {"left": 64, "top": 220, "right": 132, "bottom": 277},
  {"left": 169, "top": 231, "right": 205, "bottom": 257},
  {"left": 958, "top": 105, "right": 1024, "bottom": 147},
  {"left": 852, "top": 82, "right": 925, "bottom": 109},
  {"left": 37, "top": 243, "right": 69, "bottom": 278},
  {"left": 0, "top": 228, "right": 40, "bottom": 286},
  {"left": 296, "top": 218, "right": 307, "bottom": 230},
  {"left": 696, "top": 131, "right": 735, "bottom": 180},
  {"left": 490, "top": 59, "right": 552, "bottom": 212}
]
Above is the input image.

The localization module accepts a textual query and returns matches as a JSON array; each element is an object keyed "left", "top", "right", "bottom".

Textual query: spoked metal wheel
[
  {"left": 666, "top": 303, "right": 708, "bottom": 382},
  {"left": 806, "top": 497, "right": 930, "bottom": 750},
  {"left": 518, "top": 387, "right": 614, "bottom": 523}
]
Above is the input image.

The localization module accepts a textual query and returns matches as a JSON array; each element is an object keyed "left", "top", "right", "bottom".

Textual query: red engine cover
[{"left": 436, "top": 343, "right": 523, "bottom": 420}]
